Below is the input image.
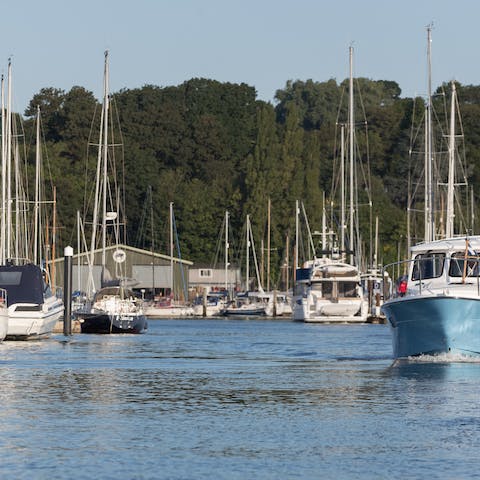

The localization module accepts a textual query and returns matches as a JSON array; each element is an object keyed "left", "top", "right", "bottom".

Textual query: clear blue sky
[{"left": 3, "top": 0, "right": 479, "bottom": 113}]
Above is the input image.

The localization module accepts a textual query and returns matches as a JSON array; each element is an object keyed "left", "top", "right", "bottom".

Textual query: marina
[
  {"left": 1, "top": 2, "right": 480, "bottom": 478},
  {"left": 0, "top": 318, "right": 479, "bottom": 479}
]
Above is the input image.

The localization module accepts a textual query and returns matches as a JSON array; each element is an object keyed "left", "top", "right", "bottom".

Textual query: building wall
[{"left": 54, "top": 245, "right": 191, "bottom": 299}]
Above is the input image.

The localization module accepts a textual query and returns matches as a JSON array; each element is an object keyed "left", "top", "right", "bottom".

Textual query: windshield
[{"left": 411, "top": 253, "right": 445, "bottom": 281}]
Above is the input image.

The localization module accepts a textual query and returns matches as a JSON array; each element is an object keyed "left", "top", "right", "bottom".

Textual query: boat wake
[{"left": 401, "top": 352, "right": 480, "bottom": 364}]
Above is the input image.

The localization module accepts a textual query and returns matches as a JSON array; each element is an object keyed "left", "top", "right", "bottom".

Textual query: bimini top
[
  {"left": 0, "top": 263, "right": 45, "bottom": 306},
  {"left": 411, "top": 236, "right": 480, "bottom": 255}
]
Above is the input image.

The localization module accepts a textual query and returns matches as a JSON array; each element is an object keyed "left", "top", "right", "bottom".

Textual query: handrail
[{"left": 382, "top": 255, "right": 480, "bottom": 300}]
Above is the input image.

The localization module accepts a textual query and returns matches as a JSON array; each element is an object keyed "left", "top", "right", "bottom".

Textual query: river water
[{"left": 0, "top": 318, "right": 479, "bottom": 479}]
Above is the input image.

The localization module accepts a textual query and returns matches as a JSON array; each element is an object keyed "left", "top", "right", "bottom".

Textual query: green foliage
[{"left": 18, "top": 76, "right": 480, "bottom": 274}]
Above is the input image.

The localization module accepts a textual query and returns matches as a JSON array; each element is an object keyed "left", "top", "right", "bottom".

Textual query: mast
[
  {"left": 170, "top": 201, "right": 174, "bottom": 298},
  {"left": 1, "top": 74, "right": 5, "bottom": 264},
  {"left": 6, "top": 59, "right": 12, "bottom": 261},
  {"left": 52, "top": 186, "right": 57, "bottom": 291},
  {"left": 349, "top": 46, "right": 355, "bottom": 265},
  {"left": 340, "top": 123, "right": 346, "bottom": 258},
  {"left": 34, "top": 106, "right": 41, "bottom": 265},
  {"left": 446, "top": 81, "right": 456, "bottom": 238},
  {"left": 322, "top": 191, "right": 327, "bottom": 258},
  {"left": 246, "top": 214, "right": 250, "bottom": 291},
  {"left": 471, "top": 187, "right": 475, "bottom": 234},
  {"left": 225, "top": 210, "right": 229, "bottom": 292},
  {"left": 295, "top": 200, "right": 299, "bottom": 270},
  {"left": 150, "top": 186, "right": 155, "bottom": 297},
  {"left": 77, "top": 210, "right": 81, "bottom": 293},
  {"left": 267, "top": 198, "right": 271, "bottom": 292},
  {"left": 89, "top": 51, "right": 108, "bottom": 293},
  {"left": 285, "top": 233, "right": 289, "bottom": 292},
  {"left": 425, "top": 25, "right": 435, "bottom": 242},
  {"left": 101, "top": 51, "right": 110, "bottom": 272}
]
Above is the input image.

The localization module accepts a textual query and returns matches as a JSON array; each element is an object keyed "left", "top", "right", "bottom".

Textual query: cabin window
[
  {"left": 449, "top": 252, "right": 480, "bottom": 277},
  {"left": 411, "top": 253, "right": 445, "bottom": 280},
  {"left": 338, "top": 281, "right": 358, "bottom": 298},
  {"left": 0, "top": 271, "right": 22, "bottom": 285},
  {"left": 322, "top": 281, "right": 333, "bottom": 299},
  {"left": 199, "top": 269, "right": 212, "bottom": 278}
]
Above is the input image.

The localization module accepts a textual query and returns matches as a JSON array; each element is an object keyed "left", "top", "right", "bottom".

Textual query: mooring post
[{"left": 64, "top": 246, "right": 73, "bottom": 336}]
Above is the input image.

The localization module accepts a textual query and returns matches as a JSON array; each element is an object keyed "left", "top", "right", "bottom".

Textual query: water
[{"left": 0, "top": 319, "right": 479, "bottom": 479}]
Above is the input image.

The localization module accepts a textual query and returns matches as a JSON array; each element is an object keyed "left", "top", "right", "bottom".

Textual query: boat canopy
[{"left": 0, "top": 264, "right": 45, "bottom": 306}]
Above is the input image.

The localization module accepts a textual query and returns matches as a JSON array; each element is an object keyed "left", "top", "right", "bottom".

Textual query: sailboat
[
  {"left": 292, "top": 47, "right": 368, "bottom": 323},
  {"left": 192, "top": 210, "right": 230, "bottom": 317},
  {"left": 75, "top": 51, "right": 147, "bottom": 334},
  {"left": 381, "top": 28, "right": 479, "bottom": 358},
  {"left": 143, "top": 202, "right": 194, "bottom": 318},
  {"left": 0, "top": 64, "right": 62, "bottom": 339},
  {"left": 221, "top": 215, "right": 266, "bottom": 316}
]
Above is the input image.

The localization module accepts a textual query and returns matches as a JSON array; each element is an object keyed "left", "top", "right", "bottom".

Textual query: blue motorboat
[{"left": 381, "top": 236, "right": 480, "bottom": 358}]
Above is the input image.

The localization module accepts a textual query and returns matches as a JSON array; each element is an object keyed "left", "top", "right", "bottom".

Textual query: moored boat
[
  {"left": 77, "top": 285, "right": 146, "bottom": 333},
  {"left": 293, "top": 258, "right": 367, "bottom": 323},
  {"left": 0, "top": 263, "right": 63, "bottom": 339},
  {"left": 74, "top": 51, "right": 147, "bottom": 334}
]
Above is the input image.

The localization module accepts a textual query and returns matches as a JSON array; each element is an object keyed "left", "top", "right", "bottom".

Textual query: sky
[{"left": 3, "top": 0, "right": 480, "bottom": 113}]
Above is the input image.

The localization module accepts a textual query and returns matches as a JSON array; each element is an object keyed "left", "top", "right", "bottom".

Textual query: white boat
[
  {"left": 192, "top": 291, "right": 228, "bottom": 317},
  {"left": 0, "top": 263, "right": 63, "bottom": 339},
  {"left": 293, "top": 258, "right": 367, "bottom": 323},
  {"left": 144, "top": 297, "right": 194, "bottom": 318},
  {"left": 221, "top": 293, "right": 266, "bottom": 317},
  {"left": 0, "top": 63, "right": 63, "bottom": 339},
  {"left": 247, "top": 290, "right": 290, "bottom": 317},
  {"left": 75, "top": 51, "right": 147, "bottom": 334}
]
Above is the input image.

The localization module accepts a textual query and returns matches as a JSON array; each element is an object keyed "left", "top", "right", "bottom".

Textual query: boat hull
[
  {"left": 6, "top": 303, "right": 64, "bottom": 340},
  {"left": 293, "top": 297, "right": 367, "bottom": 323},
  {"left": 382, "top": 295, "right": 480, "bottom": 358},
  {"left": 0, "top": 309, "right": 8, "bottom": 341},
  {"left": 79, "top": 312, "right": 147, "bottom": 334},
  {"left": 222, "top": 308, "right": 266, "bottom": 317},
  {"left": 144, "top": 306, "right": 194, "bottom": 318}
]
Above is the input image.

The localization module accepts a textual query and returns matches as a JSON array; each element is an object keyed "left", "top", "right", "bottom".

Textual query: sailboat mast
[
  {"left": 170, "top": 202, "right": 174, "bottom": 298},
  {"left": 1, "top": 75, "right": 5, "bottom": 264},
  {"left": 295, "top": 200, "right": 299, "bottom": 270},
  {"left": 340, "top": 124, "right": 345, "bottom": 257},
  {"left": 322, "top": 191, "right": 327, "bottom": 258},
  {"left": 6, "top": 59, "right": 12, "bottom": 261},
  {"left": 349, "top": 46, "right": 355, "bottom": 265},
  {"left": 225, "top": 210, "right": 229, "bottom": 292},
  {"left": 88, "top": 51, "right": 108, "bottom": 293},
  {"left": 446, "top": 81, "right": 456, "bottom": 238},
  {"left": 34, "top": 106, "right": 41, "bottom": 265},
  {"left": 101, "top": 51, "right": 110, "bottom": 270},
  {"left": 425, "top": 25, "right": 435, "bottom": 242},
  {"left": 246, "top": 214, "right": 250, "bottom": 291},
  {"left": 267, "top": 198, "right": 271, "bottom": 292}
]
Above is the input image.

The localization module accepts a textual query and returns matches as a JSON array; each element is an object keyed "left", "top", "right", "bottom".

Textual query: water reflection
[{"left": 0, "top": 321, "right": 479, "bottom": 479}]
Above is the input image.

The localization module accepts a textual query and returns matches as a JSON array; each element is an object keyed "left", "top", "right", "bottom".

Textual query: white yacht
[
  {"left": 0, "top": 263, "right": 63, "bottom": 339},
  {"left": 293, "top": 258, "right": 367, "bottom": 323}
]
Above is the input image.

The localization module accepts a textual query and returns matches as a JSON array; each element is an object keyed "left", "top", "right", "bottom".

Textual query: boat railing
[{"left": 383, "top": 255, "right": 480, "bottom": 299}]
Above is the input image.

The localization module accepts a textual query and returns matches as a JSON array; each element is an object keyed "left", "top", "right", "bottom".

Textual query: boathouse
[{"left": 52, "top": 244, "right": 193, "bottom": 300}]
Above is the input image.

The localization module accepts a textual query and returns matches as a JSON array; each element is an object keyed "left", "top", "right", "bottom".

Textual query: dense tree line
[{"left": 20, "top": 77, "right": 480, "bottom": 287}]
